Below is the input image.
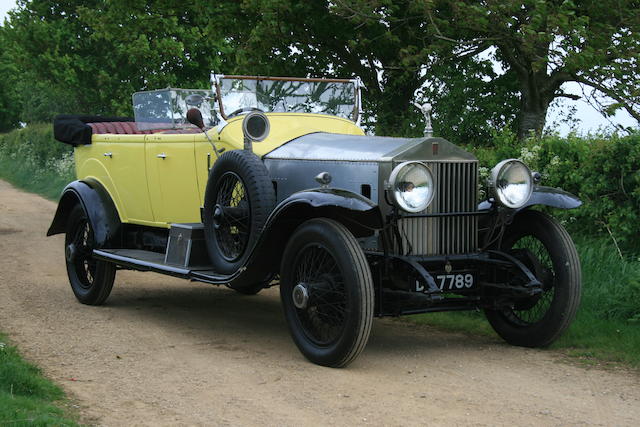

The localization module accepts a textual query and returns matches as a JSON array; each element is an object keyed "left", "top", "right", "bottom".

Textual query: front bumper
[{"left": 367, "top": 250, "right": 543, "bottom": 316}]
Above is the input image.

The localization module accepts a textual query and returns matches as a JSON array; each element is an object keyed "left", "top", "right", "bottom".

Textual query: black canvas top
[{"left": 53, "top": 114, "right": 134, "bottom": 146}]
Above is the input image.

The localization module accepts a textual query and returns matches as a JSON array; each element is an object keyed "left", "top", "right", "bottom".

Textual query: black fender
[
  {"left": 478, "top": 186, "right": 582, "bottom": 212},
  {"left": 46, "top": 179, "right": 122, "bottom": 248},
  {"left": 228, "top": 188, "right": 383, "bottom": 287},
  {"left": 265, "top": 188, "right": 383, "bottom": 233}
]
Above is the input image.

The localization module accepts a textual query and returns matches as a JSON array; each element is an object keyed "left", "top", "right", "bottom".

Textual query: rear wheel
[
  {"left": 280, "top": 219, "right": 374, "bottom": 367},
  {"left": 484, "top": 210, "right": 581, "bottom": 347},
  {"left": 65, "top": 205, "right": 116, "bottom": 305}
]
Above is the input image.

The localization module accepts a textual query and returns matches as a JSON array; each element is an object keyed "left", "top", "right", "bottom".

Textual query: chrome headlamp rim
[
  {"left": 388, "top": 161, "right": 435, "bottom": 213},
  {"left": 489, "top": 159, "right": 533, "bottom": 209}
]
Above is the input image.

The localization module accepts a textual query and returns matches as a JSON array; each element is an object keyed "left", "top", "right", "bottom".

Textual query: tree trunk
[
  {"left": 517, "top": 79, "right": 553, "bottom": 140},
  {"left": 374, "top": 70, "right": 423, "bottom": 137}
]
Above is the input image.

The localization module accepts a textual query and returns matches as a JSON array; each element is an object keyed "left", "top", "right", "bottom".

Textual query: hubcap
[
  {"left": 212, "top": 204, "right": 224, "bottom": 230},
  {"left": 65, "top": 243, "right": 76, "bottom": 262},
  {"left": 292, "top": 283, "right": 309, "bottom": 309}
]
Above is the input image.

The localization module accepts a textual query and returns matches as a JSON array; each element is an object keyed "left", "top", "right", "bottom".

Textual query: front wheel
[
  {"left": 484, "top": 210, "right": 581, "bottom": 347},
  {"left": 280, "top": 219, "right": 374, "bottom": 367},
  {"left": 65, "top": 205, "right": 116, "bottom": 305}
]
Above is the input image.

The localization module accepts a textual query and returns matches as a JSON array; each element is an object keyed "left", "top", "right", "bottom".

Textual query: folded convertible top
[{"left": 53, "top": 114, "right": 134, "bottom": 146}]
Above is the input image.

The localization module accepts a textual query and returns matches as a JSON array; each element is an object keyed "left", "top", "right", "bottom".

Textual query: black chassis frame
[{"left": 48, "top": 180, "right": 581, "bottom": 318}]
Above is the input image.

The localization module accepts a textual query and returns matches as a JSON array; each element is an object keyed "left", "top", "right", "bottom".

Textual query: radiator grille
[{"left": 397, "top": 161, "right": 478, "bottom": 255}]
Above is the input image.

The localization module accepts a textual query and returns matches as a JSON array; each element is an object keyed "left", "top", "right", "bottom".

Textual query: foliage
[
  {"left": 0, "top": 124, "right": 74, "bottom": 200},
  {"left": 0, "top": 1, "right": 637, "bottom": 140},
  {"left": 3, "top": 0, "right": 235, "bottom": 121},
  {"left": 332, "top": 0, "right": 640, "bottom": 138},
  {"left": 0, "top": 334, "right": 78, "bottom": 426},
  {"left": 469, "top": 129, "right": 640, "bottom": 255},
  {"left": 0, "top": 27, "right": 21, "bottom": 131}
]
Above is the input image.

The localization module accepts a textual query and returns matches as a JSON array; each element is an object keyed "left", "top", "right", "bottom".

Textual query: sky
[{"left": 0, "top": 0, "right": 636, "bottom": 135}]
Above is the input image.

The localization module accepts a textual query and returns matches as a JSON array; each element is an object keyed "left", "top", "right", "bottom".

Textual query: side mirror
[{"left": 186, "top": 108, "right": 205, "bottom": 130}]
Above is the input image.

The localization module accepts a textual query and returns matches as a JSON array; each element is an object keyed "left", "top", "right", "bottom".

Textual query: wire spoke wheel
[
  {"left": 70, "top": 219, "right": 97, "bottom": 289},
  {"left": 506, "top": 235, "right": 555, "bottom": 325},
  {"left": 64, "top": 205, "right": 116, "bottom": 305},
  {"left": 213, "top": 172, "right": 250, "bottom": 261},
  {"left": 484, "top": 210, "right": 581, "bottom": 348},
  {"left": 293, "top": 244, "right": 348, "bottom": 345},
  {"left": 280, "top": 219, "right": 373, "bottom": 368}
]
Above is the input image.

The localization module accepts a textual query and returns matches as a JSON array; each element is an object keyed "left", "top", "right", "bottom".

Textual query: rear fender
[{"left": 47, "top": 179, "right": 122, "bottom": 248}]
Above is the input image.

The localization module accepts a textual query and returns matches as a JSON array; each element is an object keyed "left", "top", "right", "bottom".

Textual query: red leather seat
[
  {"left": 87, "top": 121, "right": 200, "bottom": 135},
  {"left": 88, "top": 122, "right": 154, "bottom": 134}
]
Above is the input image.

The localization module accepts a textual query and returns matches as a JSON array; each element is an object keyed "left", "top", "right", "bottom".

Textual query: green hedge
[
  {"left": 0, "top": 124, "right": 74, "bottom": 200},
  {"left": 469, "top": 130, "right": 640, "bottom": 256}
]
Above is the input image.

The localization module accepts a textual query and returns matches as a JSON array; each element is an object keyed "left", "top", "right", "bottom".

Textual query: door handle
[
  {"left": 103, "top": 152, "right": 113, "bottom": 158},
  {"left": 156, "top": 153, "right": 167, "bottom": 159}
]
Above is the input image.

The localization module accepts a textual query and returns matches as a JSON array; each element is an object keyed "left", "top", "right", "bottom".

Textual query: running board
[{"left": 93, "top": 249, "right": 233, "bottom": 285}]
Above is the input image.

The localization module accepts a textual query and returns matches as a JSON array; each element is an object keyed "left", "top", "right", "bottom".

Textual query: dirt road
[{"left": 0, "top": 179, "right": 638, "bottom": 426}]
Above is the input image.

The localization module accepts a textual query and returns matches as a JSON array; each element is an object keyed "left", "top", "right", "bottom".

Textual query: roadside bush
[
  {"left": 0, "top": 123, "right": 74, "bottom": 200},
  {"left": 467, "top": 129, "right": 640, "bottom": 256}
]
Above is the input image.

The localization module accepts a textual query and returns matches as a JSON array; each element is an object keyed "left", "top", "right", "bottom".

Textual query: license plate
[{"left": 435, "top": 273, "right": 476, "bottom": 291}]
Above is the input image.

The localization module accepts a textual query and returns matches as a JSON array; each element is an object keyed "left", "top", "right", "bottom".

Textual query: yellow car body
[{"left": 74, "top": 113, "right": 364, "bottom": 228}]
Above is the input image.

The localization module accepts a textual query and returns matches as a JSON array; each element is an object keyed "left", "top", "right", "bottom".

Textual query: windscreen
[
  {"left": 218, "top": 78, "right": 357, "bottom": 120},
  {"left": 133, "top": 89, "right": 215, "bottom": 130}
]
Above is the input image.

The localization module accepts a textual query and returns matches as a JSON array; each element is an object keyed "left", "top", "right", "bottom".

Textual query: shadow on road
[{"left": 92, "top": 276, "right": 499, "bottom": 364}]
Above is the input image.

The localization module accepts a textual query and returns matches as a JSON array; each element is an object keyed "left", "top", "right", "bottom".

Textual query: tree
[
  {"left": 220, "top": 0, "right": 431, "bottom": 136},
  {"left": 236, "top": 0, "right": 639, "bottom": 139},
  {"left": 3, "top": 0, "right": 235, "bottom": 121},
  {"left": 0, "top": 27, "right": 21, "bottom": 131},
  {"left": 336, "top": 0, "right": 639, "bottom": 139}
]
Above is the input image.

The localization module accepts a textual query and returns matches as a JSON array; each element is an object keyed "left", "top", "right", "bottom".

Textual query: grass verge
[
  {"left": 0, "top": 334, "right": 78, "bottom": 426},
  {"left": 0, "top": 156, "right": 71, "bottom": 201},
  {"left": 0, "top": 124, "right": 74, "bottom": 201},
  {"left": 408, "top": 237, "right": 640, "bottom": 368}
]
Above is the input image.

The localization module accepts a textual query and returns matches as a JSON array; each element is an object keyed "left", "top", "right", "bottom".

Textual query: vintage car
[{"left": 48, "top": 75, "right": 582, "bottom": 367}]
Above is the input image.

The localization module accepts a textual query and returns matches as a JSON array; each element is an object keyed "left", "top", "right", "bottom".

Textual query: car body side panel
[
  {"left": 264, "top": 159, "right": 379, "bottom": 204},
  {"left": 75, "top": 134, "right": 153, "bottom": 224},
  {"left": 144, "top": 133, "right": 201, "bottom": 224}
]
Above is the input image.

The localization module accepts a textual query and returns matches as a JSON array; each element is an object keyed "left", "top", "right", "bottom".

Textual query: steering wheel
[{"left": 226, "top": 107, "right": 265, "bottom": 118}]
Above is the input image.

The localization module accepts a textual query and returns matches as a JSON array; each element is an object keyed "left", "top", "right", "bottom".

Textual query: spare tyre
[{"left": 203, "top": 150, "right": 276, "bottom": 275}]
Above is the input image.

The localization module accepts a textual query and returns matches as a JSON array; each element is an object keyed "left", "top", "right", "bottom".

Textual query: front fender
[
  {"left": 229, "top": 188, "right": 383, "bottom": 287},
  {"left": 265, "top": 187, "right": 383, "bottom": 231},
  {"left": 47, "top": 179, "right": 122, "bottom": 248},
  {"left": 478, "top": 186, "right": 582, "bottom": 212}
]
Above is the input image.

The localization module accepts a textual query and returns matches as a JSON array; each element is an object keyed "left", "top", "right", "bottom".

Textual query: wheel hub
[
  {"left": 292, "top": 283, "right": 309, "bottom": 309},
  {"left": 212, "top": 204, "right": 224, "bottom": 230},
  {"left": 65, "top": 243, "right": 77, "bottom": 263}
]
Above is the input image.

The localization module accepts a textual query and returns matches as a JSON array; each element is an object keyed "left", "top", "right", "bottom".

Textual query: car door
[
  {"left": 145, "top": 133, "right": 202, "bottom": 225},
  {"left": 81, "top": 134, "right": 155, "bottom": 225}
]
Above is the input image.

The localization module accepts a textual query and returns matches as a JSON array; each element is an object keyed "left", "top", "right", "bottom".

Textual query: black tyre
[
  {"left": 203, "top": 150, "right": 276, "bottom": 276},
  {"left": 280, "top": 218, "right": 374, "bottom": 367},
  {"left": 65, "top": 204, "right": 116, "bottom": 305},
  {"left": 485, "top": 210, "right": 581, "bottom": 347}
]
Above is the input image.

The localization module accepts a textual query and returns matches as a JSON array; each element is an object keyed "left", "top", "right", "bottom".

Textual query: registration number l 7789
[{"left": 436, "top": 273, "right": 475, "bottom": 290}]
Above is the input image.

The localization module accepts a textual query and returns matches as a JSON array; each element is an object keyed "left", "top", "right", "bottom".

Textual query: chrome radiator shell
[{"left": 396, "top": 161, "right": 479, "bottom": 255}]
